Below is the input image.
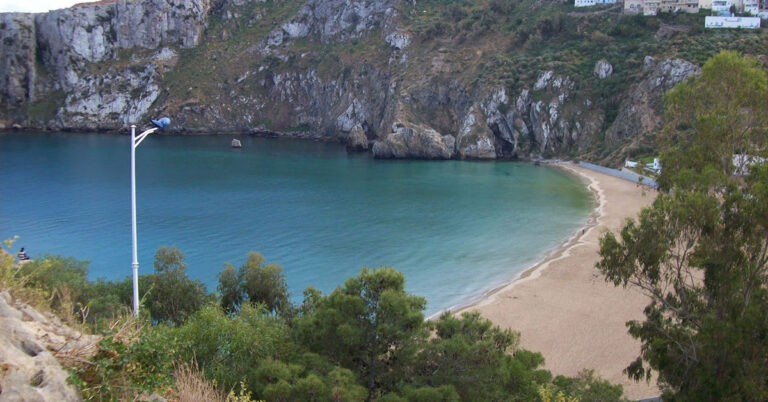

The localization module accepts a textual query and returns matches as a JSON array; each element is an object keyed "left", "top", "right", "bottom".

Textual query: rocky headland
[{"left": 0, "top": 0, "right": 738, "bottom": 162}]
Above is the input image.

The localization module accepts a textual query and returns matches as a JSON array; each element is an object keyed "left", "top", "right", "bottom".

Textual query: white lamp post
[{"left": 130, "top": 124, "right": 159, "bottom": 317}]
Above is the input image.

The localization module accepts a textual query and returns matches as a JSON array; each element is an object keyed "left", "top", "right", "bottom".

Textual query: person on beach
[{"left": 17, "top": 247, "right": 29, "bottom": 261}]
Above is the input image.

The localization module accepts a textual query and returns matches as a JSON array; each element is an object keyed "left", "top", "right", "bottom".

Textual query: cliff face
[
  {"left": 0, "top": 290, "right": 98, "bottom": 401},
  {"left": 0, "top": 0, "right": 209, "bottom": 129},
  {"left": 0, "top": 0, "right": 707, "bottom": 161},
  {"left": 0, "top": 14, "right": 37, "bottom": 110},
  {"left": 605, "top": 56, "right": 701, "bottom": 147}
]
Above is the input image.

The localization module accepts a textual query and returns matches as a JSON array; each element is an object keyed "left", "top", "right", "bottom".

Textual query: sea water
[{"left": 0, "top": 133, "right": 593, "bottom": 315}]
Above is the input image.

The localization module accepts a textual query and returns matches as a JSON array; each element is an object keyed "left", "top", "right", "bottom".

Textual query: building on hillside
[
  {"left": 624, "top": 0, "right": 662, "bottom": 14},
  {"left": 625, "top": 0, "right": 646, "bottom": 11},
  {"left": 710, "top": 0, "right": 733, "bottom": 13},
  {"left": 742, "top": 0, "right": 759, "bottom": 14},
  {"left": 700, "top": 0, "right": 759, "bottom": 14},
  {"left": 575, "top": 0, "right": 617, "bottom": 7},
  {"left": 659, "top": 0, "right": 700, "bottom": 12},
  {"left": 705, "top": 15, "right": 761, "bottom": 27},
  {"left": 625, "top": 0, "right": 698, "bottom": 14},
  {"left": 645, "top": 158, "right": 662, "bottom": 174}
]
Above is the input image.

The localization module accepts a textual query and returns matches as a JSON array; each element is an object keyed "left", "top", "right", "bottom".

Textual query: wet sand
[{"left": 459, "top": 162, "right": 659, "bottom": 400}]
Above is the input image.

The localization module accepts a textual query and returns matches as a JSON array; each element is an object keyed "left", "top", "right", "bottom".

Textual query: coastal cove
[{"left": 0, "top": 133, "right": 593, "bottom": 316}]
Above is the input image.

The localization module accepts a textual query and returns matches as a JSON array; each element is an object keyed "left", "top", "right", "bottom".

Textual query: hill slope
[{"left": 1, "top": 0, "right": 767, "bottom": 162}]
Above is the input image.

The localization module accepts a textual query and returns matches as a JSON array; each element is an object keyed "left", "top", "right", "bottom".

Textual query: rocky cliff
[{"left": 0, "top": 0, "right": 739, "bottom": 161}]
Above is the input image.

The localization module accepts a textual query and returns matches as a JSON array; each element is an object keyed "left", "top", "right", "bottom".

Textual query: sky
[{"left": 0, "top": 0, "right": 100, "bottom": 13}]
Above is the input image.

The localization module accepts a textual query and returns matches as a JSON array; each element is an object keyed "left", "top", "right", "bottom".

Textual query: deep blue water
[{"left": 0, "top": 133, "right": 593, "bottom": 315}]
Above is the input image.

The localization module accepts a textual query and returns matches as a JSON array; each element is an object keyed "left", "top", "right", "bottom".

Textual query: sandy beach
[{"left": 460, "top": 162, "right": 659, "bottom": 400}]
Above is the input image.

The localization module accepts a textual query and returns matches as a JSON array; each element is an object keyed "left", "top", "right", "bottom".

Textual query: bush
[
  {"left": 172, "top": 304, "right": 293, "bottom": 393},
  {"left": 144, "top": 246, "right": 208, "bottom": 325},
  {"left": 69, "top": 323, "right": 177, "bottom": 400}
]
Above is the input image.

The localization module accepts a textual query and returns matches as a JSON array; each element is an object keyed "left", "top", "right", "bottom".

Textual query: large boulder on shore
[{"left": 372, "top": 121, "right": 454, "bottom": 159}]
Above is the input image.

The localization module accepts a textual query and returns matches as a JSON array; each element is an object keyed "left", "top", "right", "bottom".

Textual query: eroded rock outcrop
[
  {"left": 457, "top": 105, "right": 496, "bottom": 159},
  {"left": 373, "top": 121, "right": 454, "bottom": 159},
  {"left": 346, "top": 123, "right": 370, "bottom": 152},
  {"left": 0, "top": 290, "right": 99, "bottom": 401}
]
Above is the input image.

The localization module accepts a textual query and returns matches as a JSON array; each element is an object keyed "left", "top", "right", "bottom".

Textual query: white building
[
  {"left": 645, "top": 158, "right": 661, "bottom": 174},
  {"left": 705, "top": 16, "right": 761, "bottom": 28},
  {"left": 576, "top": 0, "right": 616, "bottom": 7},
  {"left": 625, "top": 0, "right": 645, "bottom": 11},
  {"left": 743, "top": 0, "right": 759, "bottom": 14},
  {"left": 710, "top": 0, "right": 732, "bottom": 13}
]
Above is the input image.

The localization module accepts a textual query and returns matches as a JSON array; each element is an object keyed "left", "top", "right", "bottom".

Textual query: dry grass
[{"left": 171, "top": 361, "right": 226, "bottom": 402}]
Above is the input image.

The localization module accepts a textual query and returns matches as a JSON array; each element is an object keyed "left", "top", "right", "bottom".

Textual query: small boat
[{"left": 231, "top": 139, "right": 242, "bottom": 148}]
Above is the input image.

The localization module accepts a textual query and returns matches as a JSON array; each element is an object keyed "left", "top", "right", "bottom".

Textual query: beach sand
[{"left": 460, "top": 162, "right": 659, "bottom": 400}]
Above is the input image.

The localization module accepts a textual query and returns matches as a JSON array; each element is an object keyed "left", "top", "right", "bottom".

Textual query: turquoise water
[{"left": 0, "top": 133, "right": 593, "bottom": 315}]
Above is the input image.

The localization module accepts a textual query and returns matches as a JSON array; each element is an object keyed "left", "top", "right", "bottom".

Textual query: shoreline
[
  {"left": 426, "top": 165, "right": 602, "bottom": 320},
  {"left": 450, "top": 162, "right": 602, "bottom": 315},
  {"left": 439, "top": 162, "right": 601, "bottom": 317},
  {"left": 456, "top": 161, "right": 660, "bottom": 400}
]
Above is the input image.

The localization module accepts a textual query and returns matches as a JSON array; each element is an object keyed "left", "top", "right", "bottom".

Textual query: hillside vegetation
[{"left": 0, "top": 243, "right": 626, "bottom": 401}]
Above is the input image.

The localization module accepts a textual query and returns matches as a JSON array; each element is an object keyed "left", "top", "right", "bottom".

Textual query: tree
[
  {"left": 659, "top": 50, "right": 768, "bottom": 191},
  {"left": 217, "top": 252, "right": 291, "bottom": 315},
  {"left": 240, "top": 252, "right": 290, "bottom": 315},
  {"left": 413, "top": 311, "right": 551, "bottom": 401},
  {"left": 144, "top": 246, "right": 207, "bottom": 325},
  {"left": 597, "top": 51, "right": 768, "bottom": 400},
  {"left": 218, "top": 263, "right": 242, "bottom": 314},
  {"left": 296, "top": 267, "right": 428, "bottom": 400}
]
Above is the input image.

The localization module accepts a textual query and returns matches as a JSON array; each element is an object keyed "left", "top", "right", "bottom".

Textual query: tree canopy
[
  {"left": 3, "top": 240, "right": 628, "bottom": 401},
  {"left": 597, "top": 51, "right": 768, "bottom": 400},
  {"left": 218, "top": 252, "right": 291, "bottom": 315},
  {"left": 659, "top": 50, "right": 768, "bottom": 191}
]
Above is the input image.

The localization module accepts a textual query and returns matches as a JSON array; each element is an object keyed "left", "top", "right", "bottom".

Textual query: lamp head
[{"left": 150, "top": 117, "right": 171, "bottom": 129}]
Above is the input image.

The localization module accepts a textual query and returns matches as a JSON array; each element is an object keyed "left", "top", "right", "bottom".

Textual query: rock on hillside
[
  {"left": 35, "top": 0, "right": 209, "bottom": 89},
  {"left": 605, "top": 57, "right": 701, "bottom": 146},
  {"left": 373, "top": 120, "right": 455, "bottom": 159},
  {"left": 279, "top": 0, "right": 397, "bottom": 44},
  {"left": 0, "top": 290, "right": 99, "bottom": 401}
]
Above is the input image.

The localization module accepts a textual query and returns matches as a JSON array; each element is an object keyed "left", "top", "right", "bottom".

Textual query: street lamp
[{"left": 130, "top": 118, "right": 170, "bottom": 317}]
